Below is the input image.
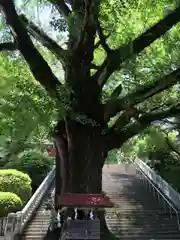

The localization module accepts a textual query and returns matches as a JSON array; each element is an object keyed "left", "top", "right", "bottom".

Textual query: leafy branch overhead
[
  {"left": 0, "top": 0, "right": 180, "bottom": 151},
  {"left": 0, "top": 0, "right": 61, "bottom": 97},
  {"left": 0, "top": 42, "right": 17, "bottom": 51},
  {"left": 19, "top": 14, "right": 68, "bottom": 63}
]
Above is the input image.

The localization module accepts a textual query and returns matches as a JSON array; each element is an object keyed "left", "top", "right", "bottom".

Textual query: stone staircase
[
  {"left": 103, "top": 164, "right": 180, "bottom": 239},
  {"left": 20, "top": 182, "right": 55, "bottom": 240},
  {"left": 20, "top": 164, "right": 180, "bottom": 239}
]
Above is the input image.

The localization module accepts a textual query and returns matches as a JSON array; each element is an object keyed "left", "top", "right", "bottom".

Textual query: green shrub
[
  {"left": 0, "top": 192, "right": 23, "bottom": 217},
  {"left": 106, "top": 149, "right": 118, "bottom": 164},
  {"left": 0, "top": 169, "right": 32, "bottom": 203},
  {"left": 6, "top": 150, "right": 53, "bottom": 192}
]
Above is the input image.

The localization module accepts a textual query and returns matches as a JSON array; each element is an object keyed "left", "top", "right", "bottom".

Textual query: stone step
[
  {"left": 105, "top": 210, "right": 179, "bottom": 215},
  {"left": 26, "top": 222, "right": 179, "bottom": 229},
  {"left": 107, "top": 197, "right": 165, "bottom": 202},
  {"left": 21, "top": 237, "right": 180, "bottom": 240},
  {"left": 117, "top": 235, "right": 180, "bottom": 240},
  {"left": 111, "top": 204, "right": 165, "bottom": 209},
  {"left": 110, "top": 226, "right": 180, "bottom": 232},
  {"left": 22, "top": 232, "right": 180, "bottom": 240}
]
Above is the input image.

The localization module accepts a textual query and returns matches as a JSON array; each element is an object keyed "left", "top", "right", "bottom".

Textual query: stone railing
[
  {"left": 1, "top": 166, "right": 55, "bottom": 240},
  {"left": 0, "top": 218, "right": 7, "bottom": 239},
  {"left": 135, "top": 158, "right": 180, "bottom": 210}
]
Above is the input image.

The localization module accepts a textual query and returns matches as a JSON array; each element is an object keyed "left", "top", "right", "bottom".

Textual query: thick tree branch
[
  {"left": 73, "top": 0, "right": 92, "bottom": 50},
  {"left": 94, "top": 6, "right": 180, "bottom": 87},
  {"left": 110, "top": 84, "right": 122, "bottom": 99},
  {"left": 0, "top": 42, "right": 17, "bottom": 51},
  {"left": 20, "top": 14, "right": 68, "bottom": 63},
  {"left": 49, "top": 0, "right": 71, "bottom": 21},
  {"left": 91, "top": 63, "right": 100, "bottom": 70},
  {"left": 0, "top": 0, "right": 61, "bottom": 97},
  {"left": 109, "top": 104, "right": 180, "bottom": 149},
  {"left": 112, "top": 107, "right": 138, "bottom": 130},
  {"left": 104, "top": 66, "right": 180, "bottom": 122},
  {"left": 165, "top": 137, "right": 180, "bottom": 157},
  {"left": 96, "top": 19, "right": 111, "bottom": 54},
  {"left": 94, "top": 33, "right": 110, "bottom": 50},
  {"left": 139, "top": 104, "right": 180, "bottom": 123}
]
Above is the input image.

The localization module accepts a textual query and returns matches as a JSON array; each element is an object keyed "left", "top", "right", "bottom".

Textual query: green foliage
[
  {"left": 135, "top": 128, "right": 168, "bottom": 159},
  {"left": 5, "top": 150, "right": 53, "bottom": 192},
  {"left": 0, "top": 169, "right": 32, "bottom": 203},
  {"left": 110, "top": 125, "right": 177, "bottom": 165},
  {"left": 0, "top": 51, "right": 56, "bottom": 193},
  {"left": 106, "top": 149, "right": 118, "bottom": 164},
  {"left": 0, "top": 192, "right": 23, "bottom": 217},
  {"left": 0, "top": 53, "right": 57, "bottom": 137},
  {"left": 98, "top": 0, "right": 180, "bottom": 110},
  {"left": 1, "top": 0, "right": 179, "bottom": 131},
  {"left": 0, "top": 51, "right": 58, "bottom": 164}
]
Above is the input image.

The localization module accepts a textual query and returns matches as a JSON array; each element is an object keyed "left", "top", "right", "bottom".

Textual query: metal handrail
[
  {"left": 138, "top": 168, "right": 179, "bottom": 213},
  {"left": 136, "top": 158, "right": 180, "bottom": 208},
  {"left": 136, "top": 162, "right": 180, "bottom": 230}
]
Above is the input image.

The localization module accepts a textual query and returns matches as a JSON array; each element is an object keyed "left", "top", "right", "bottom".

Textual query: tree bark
[
  {"left": 53, "top": 120, "right": 69, "bottom": 209},
  {"left": 62, "top": 120, "right": 105, "bottom": 193},
  {"left": 54, "top": 142, "right": 62, "bottom": 210},
  {"left": 54, "top": 120, "right": 115, "bottom": 239}
]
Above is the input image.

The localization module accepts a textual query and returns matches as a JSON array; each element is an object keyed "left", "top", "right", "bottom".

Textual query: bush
[
  {"left": 0, "top": 169, "right": 32, "bottom": 203},
  {"left": 106, "top": 150, "right": 118, "bottom": 164},
  {"left": 5, "top": 150, "right": 53, "bottom": 192},
  {"left": 0, "top": 192, "right": 23, "bottom": 217}
]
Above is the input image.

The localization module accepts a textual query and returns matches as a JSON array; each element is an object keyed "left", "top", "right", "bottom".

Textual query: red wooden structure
[
  {"left": 58, "top": 193, "right": 113, "bottom": 239},
  {"left": 58, "top": 193, "right": 114, "bottom": 208},
  {"left": 47, "top": 147, "right": 56, "bottom": 157}
]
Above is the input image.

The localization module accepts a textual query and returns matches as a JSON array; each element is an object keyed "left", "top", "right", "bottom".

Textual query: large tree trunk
[
  {"left": 57, "top": 120, "right": 106, "bottom": 193},
  {"left": 54, "top": 120, "right": 69, "bottom": 209},
  {"left": 54, "top": 119, "right": 116, "bottom": 239}
]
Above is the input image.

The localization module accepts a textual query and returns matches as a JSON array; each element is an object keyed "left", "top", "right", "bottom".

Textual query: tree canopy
[{"left": 0, "top": 0, "right": 180, "bottom": 144}]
